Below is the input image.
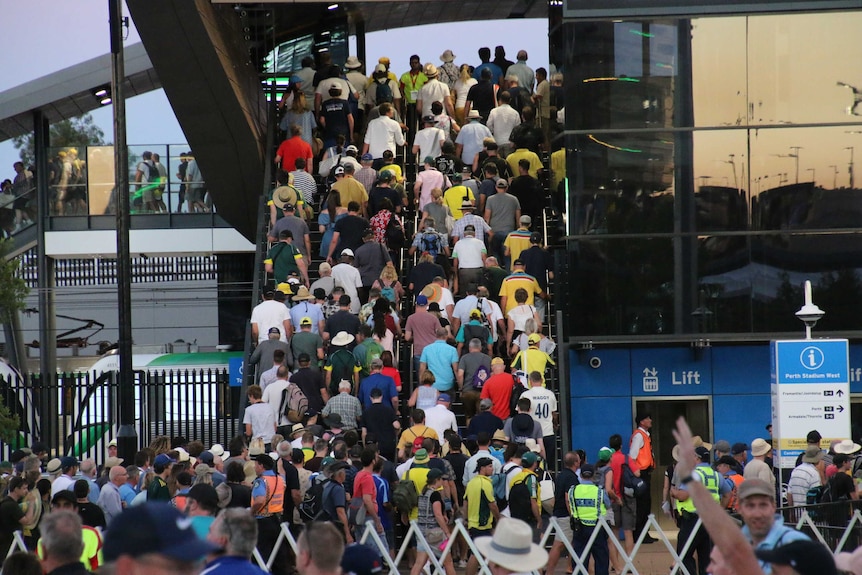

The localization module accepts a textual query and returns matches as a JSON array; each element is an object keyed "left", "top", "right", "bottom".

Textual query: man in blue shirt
[
  {"left": 738, "top": 478, "right": 810, "bottom": 574},
  {"left": 358, "top": 358, "right": 398, "bottom": 409},
  {"left": 419, "top": 327, "right": 459, "bottom": 392},
  {"left": 203, "top": 508, "right": 268, "bottom": 574}
]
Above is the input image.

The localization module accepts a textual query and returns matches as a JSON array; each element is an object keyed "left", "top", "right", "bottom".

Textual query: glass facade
[{"left": 559, "top": 9, "right": 862, "bottom": 337}]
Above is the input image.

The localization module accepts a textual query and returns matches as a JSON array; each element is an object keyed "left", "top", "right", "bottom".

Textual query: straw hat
[
  {"left": 834, "top": 439, "right": 862, "bottom": 455},
  {"left": 474, "top": 518, "right": 548, "bottom": 573}
]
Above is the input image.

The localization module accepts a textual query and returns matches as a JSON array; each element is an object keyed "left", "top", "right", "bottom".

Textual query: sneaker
[{"left": 457, "top": 560, "right": 467, "bottom": 569}]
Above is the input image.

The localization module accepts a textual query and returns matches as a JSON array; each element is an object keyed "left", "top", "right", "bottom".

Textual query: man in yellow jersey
[{"left": 464, "top": 457, "right": 500, "bottom": 575}]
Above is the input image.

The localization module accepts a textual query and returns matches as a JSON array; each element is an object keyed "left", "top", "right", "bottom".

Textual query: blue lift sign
[{"left": 773, "top": 340, "right": 849, "bottom": 384}]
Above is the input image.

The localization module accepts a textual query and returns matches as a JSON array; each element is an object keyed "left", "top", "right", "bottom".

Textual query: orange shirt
[{"left": 481, "top": 373, "right": 514, "bottom": 420}]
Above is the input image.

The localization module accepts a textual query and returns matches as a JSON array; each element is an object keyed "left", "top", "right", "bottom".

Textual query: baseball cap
[
  {"left": 60, "top": 456, "right": 79, "bottom": 469},
  {"left": 580, "top": 463, "right": 595, "bottom": 477},
  {"left": 103, "top": 502, "right": 218, "bottom": 562},
  {"left": 512, "top": 259, "right": 524, "bottom": 266},
  {"left": 521, "top": 452, "right": 539, "bottom": 466},
  {"left": 695, "top": 446, "right": 711, "bottom": 461},
  {"left": 361, "top": 153, "right": 373, "bottom": 161},
  {"left": 197, "top": 451, "right": 214, "bottom": 465},
  {"left": 470, "top": 308, "right": 482, "bottom": 319},
  {"left": 422, "top": 115, "right": 436, "bottom": 123},
  {"left": 480, "top": 398, "right": 493, "bottom": 410},
  {"left": 423, "top": 156, "right": 436, "bottom": 165},
  {"left": 426, "top": 468, "right": 444, "bottom": 481},
  {"left": 713, "top": 439, "right": 731, "bottom": 453},
  {"left": 342, "top": 544, "right": 384, "bottom": 575},
  {"left": 334, "top": 166, "right": 345, "bottom": 176},
  {"left": 154, "top": 453, "right": 176, "bottom": 467},
  {"left": 268, "top": 327, "right": 280, "bottom": 335},
  {"left": 495, "top": 179, "right": 509, "bottom": 188},
  {"left": 597, "top": 447, "right": 614, "bottom": 463},
  {"left": 341, "top": 248, "right": 354, "bottom": 257},
  {"left": 474, "top": 457, "right": 495, "bottom": 473},
  {"left": 438, "top": 393, "right": 451, "bottom": 403},
  {"left": 528, "top": 333, "right": 541, "bottom": 344},
  {"left": 520, "top": 215, "right": 532, "bottom": 225},
  {"left": 416, "top": 294, "right": 429, "bottom": 306},
  {"left": 731, "top": 442, "right": 748, "bottom": 455},
  {"left": 300, "top": 316, "right": 313, "bottom": 326},
  {"left": 345, "top": 145, "right": 358, "bottom": 153},
  {"left": 491, "top": 357, "right": 505, "bottom": 365}
]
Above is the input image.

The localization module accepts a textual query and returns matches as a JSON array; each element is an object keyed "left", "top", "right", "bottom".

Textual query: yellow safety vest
[
  {"left": 677, "top": 465, "right": 721, "bottom": 513},
  {"left": 568, "top": 483, "right": 606, "bottom": 526}
]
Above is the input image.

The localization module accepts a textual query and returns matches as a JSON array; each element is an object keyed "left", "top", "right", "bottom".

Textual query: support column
[
  {"left": 34, "top": 110, "right": 58, "bottom": 446},
  {"left": 111, "top": 0, "right": 137, "bottom": 462}
]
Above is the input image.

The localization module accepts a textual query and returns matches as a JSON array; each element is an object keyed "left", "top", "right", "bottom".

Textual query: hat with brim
[
  {"left": 292, "top": 286, "right": 313, "bottom": 301},
  {"left": 467, "top": 109, "right": 482, "bottom": 120},
  {"left": 345, "top": 56, "right": 362, "bottom": 69},
  {"left": 331, "top": 331, "right": 355, "bottom": 347},
  {"left": 420, "top": 283, "right": 442, "bottom": 303},
  {"left": 524, "top": 438, "right": 541, "bottom": 453},
  {"left": 413, "top": 449, "right": 430, "bottom": 464},
  {"left": 440, "top": 49, "right": 456, "bottom": 63},
  {"left": 802, "top": 445, "right": 823, "bottom": 464},
  {"left": 751, "top": 438, "right": 771, "bottom": 457},
  {"left": 474, "top": 518, "right": 549, "bottom": 573},
  {"left": 290, "top": 423, "right": 307, "bottom": 438},
  {"left": 104, "top": 456, "right": 124, "bottom": 469},
  {"left": 834, "top": 439, "right": 862, "bottom": 455},
  {"left": 272, "top": 185, "right": 298, "bottom": 210},
  {"left": 324, "top": 413, "right": 344, "bottom": 428},
  {"left": 692, "top": 436, "right": 712, "bottom": 451},
  {"left": 492, "top": 430, "right": 510, "bottom": 443},
  {"left": 46, "top": 458, "right": 62, "bottom": 474},
  {"left": 209, "top": 444, "right": 225, "bottom": 458},
  {"left": 671, "top": 445, "right": 681, "bottom": 462}
]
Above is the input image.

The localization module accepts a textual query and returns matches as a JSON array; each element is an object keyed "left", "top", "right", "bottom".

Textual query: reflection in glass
[{"left": 569, "top": 238, "right": 674, "bottom": 336}]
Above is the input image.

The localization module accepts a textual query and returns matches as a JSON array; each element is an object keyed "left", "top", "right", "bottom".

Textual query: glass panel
[
  {"left": 748, "top": 12, "right": 862, "bottom": 127},
  {"left": 692, "top": 130, "right": 749, "bottom": 232},
  {"left": 127, "top": 145, "right": 169, "bottom": 214},
  {"left": 166, "top": 145, "right": 191, "bottom": 214},
  {"left": 5, "top": 160, "right": 36, "bottom": 232},
  {"left": 569, "top": 238, "right": 674, "bottom": 336},
  {"left": 87, "top": 146, "right": 116, "bottom": 216},
  {"left": 750, "top": 126, "right": 861, "bottom": 231},
  {"left": 48, "top": 146, "right": 89, "bottom": 216},
  {"left": 691, "top": 17, "right": 748, "bottom": 128},
  {"left": 570, "top": 131, "right": 677, "bottom": 235}
]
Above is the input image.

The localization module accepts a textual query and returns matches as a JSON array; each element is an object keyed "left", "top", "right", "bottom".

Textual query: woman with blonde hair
[
  {"left": 452, "top": 64, "right": 477, "bottom": 125},
  {"left": 372, "top": 262, "right": 404, "bottom": 307},
  {"left": 408, "top": 370, "right": 439, "bottom": 410},
  {"left": 422, "top": 188, "right": 452, "bottom": 237},
  {"left": 280, "top": 90, "right": 317, "bottom": 148}
]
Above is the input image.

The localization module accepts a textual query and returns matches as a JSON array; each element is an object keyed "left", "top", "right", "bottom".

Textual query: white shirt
[
  {"left": 364, "top": 115, "right": 405, "bottom": 158},
  {"left": 485, "top": 299, "right": 504, "bottom": 340},
  {"left": 629, "top": 427, "right": 649, "bottom": 460},
  {"left": 424, "top": 404, "right": 458, "bottom": 440},
  {"left": 439, "top": 287, "right": 456, "bottom": 320},
  {"left": 243, "top": 402, "right": 276, "bottom": 444},
  {"left": 787, "top": 462, "right": 821, "bottom": 506},
  {"left": 452, "top": 295, "right": 494, "bottom": 326},
  {"left": 487, "top": 104, "right": 522, "bottom": 145},
  {"left": 251, "top": 300, "right": 290, "bottom": 343},
  {"left": 315, "top": 77, "right": 356, "bottom": 102},
  {"left": 51, "top": 474, "right": 76, "bottom": 496},
  {"left": 331, "top": 263, "right": 363, "bottom": 314},
  {"left": 463, "top": 449, "right": 503, "bottom": 487},
  {"left": 520, "top": 386, "right": 557, "bottom": 436},
  {"left": 453, "top": 78, "right": 477, "bottom": 109},
  {"left": 413, "top": 127, "right": 446, "bottom": 160},
  {"left": 452, "top": 237, "right": 486, "bottom": 269},
  {"left": 262, "top": 378, "right": 291, "bottom": 426},
  {"left": 419, "top": 79, "right": 452, "bottom": 117},
  {"left": 456, "top": 121, "right": 493, "bottom": 164}
]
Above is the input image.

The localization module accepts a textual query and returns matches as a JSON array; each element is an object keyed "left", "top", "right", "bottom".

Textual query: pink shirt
[
  {"left": 405, "top": 310, "right": 440, "bottom": 357},
  {"left": 415, "top": 169, "right": 450, "bottom": 210}
]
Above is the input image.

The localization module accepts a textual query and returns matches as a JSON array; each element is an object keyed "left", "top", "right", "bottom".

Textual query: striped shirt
[{"left": 451, "top": 213, "right": 492, "bottom": 243}]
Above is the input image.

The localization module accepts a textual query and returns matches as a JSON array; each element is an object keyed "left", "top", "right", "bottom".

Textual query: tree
[
  {"left": 0, "top": 238, "right": 27, "bottom": 442},
  {"left": 12, "top": 114, "right": 108, "bottom": 167}
]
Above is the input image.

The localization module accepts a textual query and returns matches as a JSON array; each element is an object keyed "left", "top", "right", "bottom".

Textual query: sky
[{"left": 0, "top": 1, "right": 548, "bottom": 178}]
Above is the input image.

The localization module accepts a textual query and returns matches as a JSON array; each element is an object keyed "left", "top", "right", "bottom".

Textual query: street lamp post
[
  {"left": 846, "top": 147, "right": 855, "bottom": 189},
  {"left": 790, "top": 146, "right": 802, "bottom": 184},
  {"left": 807, "top": 168, "right": 815, "bottom": 184},
  {"left": 829, "top": 165, "right": 838, "bottom": 189}
]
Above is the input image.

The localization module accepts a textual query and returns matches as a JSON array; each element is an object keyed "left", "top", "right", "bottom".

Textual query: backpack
[
  {"left": 384, "top": 216, "right": 406, "bottom": 251},
  {"left": 471, "top": 365, "right": 490, "bottom": 391},
  {"left": 375, "top": 79, "right": 394, "bottom": 104},
  {"left": 347, "top": 495, "right": 367, "bottom": 526},
  {"left": 392, "top": 470, "right": 419, "bottom": 514},
  {"left": 510, "top": 373, "right": 528, "bottom": 417},
  {"left": 142, "top": 161, "right": 160, "bottom": 184},
  {"left": 420, "top": 232, "right": 443, "bottom": 257},
  {"left": 463, "top": 324, "right": 490, "bottom": 350},
  {"left": 491, "top": 470, "right": 510, "bottom": 511},
  {"left": 378, "top": 281, "right": 397, "bottom": 303},
  {"left": 299, "top": 476, "right": 331, "bottom": 522},
  {"left": 622, "top": 455, "right": 647, "bottom": 498},
  {"left": 365, "top": 340, "right": 384, "bottom": 369},
  {"left": 508, "top": 476, "right": 534, "bottom": 524},
  {"left": 281, "top": 384, "right": 309, "bottom": 424}
]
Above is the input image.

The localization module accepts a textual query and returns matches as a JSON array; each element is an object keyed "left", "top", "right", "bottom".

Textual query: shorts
[
  {"left": 553, "top": 517, "right": 574, "bottom": 544},
  {"left": 142, "top": 186, "right": 154, "bottom": 203},
  {"left": 613, "top": 497, "right": 637, "bottom": 531},
  {"left": 469, "top": 527, "right": 493, "bottom": 540},
  {"left": 461, "top": 390, "right": 481, "bottom": 419}
]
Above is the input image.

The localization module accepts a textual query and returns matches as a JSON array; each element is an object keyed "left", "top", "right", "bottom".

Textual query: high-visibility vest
[
  {"left": 725, "top": 473, "right": 745, "bottom": 511},
  {"left": 259, "top": 474, "right": 285, "bottom": 516},
  {"left": 631, "top": 428, "right": 654, "bottom": 471},
  {"left": 677, "top": 465, "right": 721, "bottom": 513},
  {"left": 568, "top": 483, "right": 606, "bottom": 526}
]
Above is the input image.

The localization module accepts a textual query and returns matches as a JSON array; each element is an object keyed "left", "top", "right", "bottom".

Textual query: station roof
[{"left": 0, "top": 43, "right": 158, "bottom": 143}]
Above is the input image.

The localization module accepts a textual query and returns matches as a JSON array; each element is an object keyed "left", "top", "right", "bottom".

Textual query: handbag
[
  {"left": 540, "top": 470, "right": 556, "bottom": 515},
  {"left": 569, "top": 488, "right": 583, "bottom": 535}
]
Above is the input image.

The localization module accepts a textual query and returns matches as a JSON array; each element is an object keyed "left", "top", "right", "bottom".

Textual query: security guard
[
  {"left": 251, "top": 454, "right": 290, "bottom": 575},
  {"left": 567, "top": 464, "right": 611, "bottom": 575},
  {"left": 672, "top": 446, "right": 731, "bottom": 575}
]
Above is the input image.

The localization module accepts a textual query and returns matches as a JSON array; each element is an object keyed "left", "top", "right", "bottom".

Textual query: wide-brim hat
[
  {"left": 345, "top": 56, "right": 362, "bottom": 69},
  {"left": 467, "top": 109, "right": 482, "bottom": 120},
  {"left": 492, "top": 430, "right": 510, "bottom": 443},
  {"left": 424, "top": 63, "right": 438, "bottom": 78},
  {"left": 802, "top": 445, "right": 823, "bottom": 464},
  {"left": 104, "top": 456, "right": 124, "bottom": 469},
  {"left": 292, "top": 286, "right": 313, "bottom": 301},
  {"left": 751, "top": 438, "right": 772, "bottom": 457},
  {"left": 272, "top": 185, "right": 298, "bottom": 209},
  {"left": 834, "top": 439, "right": 862, "bottom": 455},
  {"left": 331, "top": 331, "right": 355, "bottom": 347},
  {"left": 474, "top": 518, "right": 548, "bottom": 573},
  {"left": 440, "top": 49, "right": 456, "bottom": 63},
  {"left": 289, "top": 423, "right": 307, "bottom": 438}
]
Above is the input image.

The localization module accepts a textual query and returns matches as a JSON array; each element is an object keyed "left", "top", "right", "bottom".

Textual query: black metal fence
[
  {"left": 0, "top": 369, "right": 241, "bottom": 468},
  {"left": 779, "top": 500, "right": 862, "bottom": 550}
]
